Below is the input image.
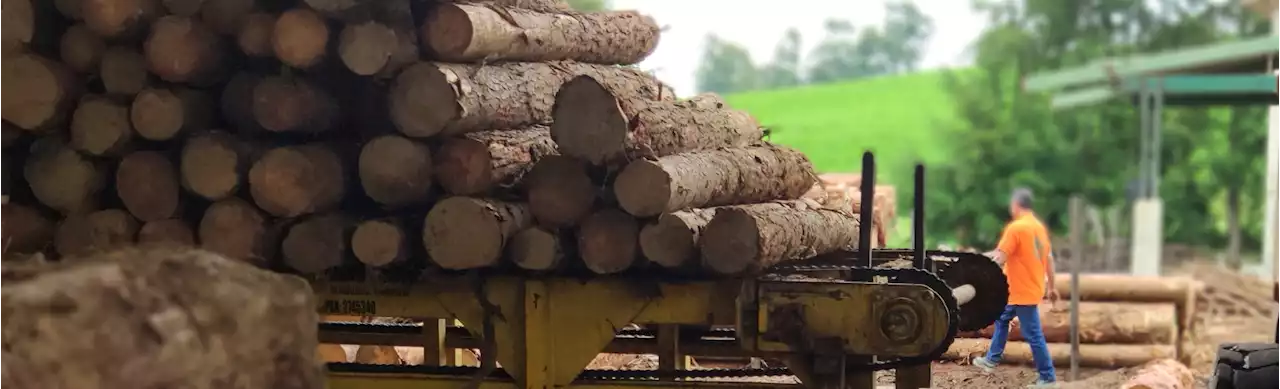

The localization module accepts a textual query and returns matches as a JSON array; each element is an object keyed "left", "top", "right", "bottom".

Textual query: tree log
[
  {"left": 162, "top": 0, "right": 202, "bottom": 16},
  {"left": 390, "top": 61, "right": 670, "bottom": 137},
  {"left": 615, "top": 145, "right": 817, "bottom": 217},
  {"left": 100, "top": 46, "right": 150, "bottom": 97},
  {"left": 282, "top": 212, "right": 353, "bottom": 274},
  {"left": 337, "top": 0, "right": 417, "bottom": 77},
  {"left": 60, "top": 24, "right": 106, "bottom": 74},
  {"left": 434, "top": 126, "right": 557, "bottom": 196},
  {"left": 2, "top": 54, "right": 79, "bottom": 132},
  {"left": 423, "top": 3, "right": 658, "bottom": 64},
  {"left": 131, "top": 87, "right": 213, "bottom": 141},
  {"left": 354, "top": 345, "right": 402, "bottom": 364},
  {"left": 249, "top": 144, "right": 347, "bottom": 217},
  {"left": 70, "top": 95, "right": 134, "bottom": 157},
  {"left": 252, "top": 75, "right": 339, "bottom": 133},
  {"left": 423, "top": 197, "right": 532, "bottom": 269},
  {"left": 1121, "top": 359, "right": 1195, "bottom": 389},
  {"left": 553, "top": 91, "right": 759, "bottom": 166},
  {"left": 24, "top": 139, "right": 104, "bottom": 215},
  {"left": 116, "top": 150, "right": 182, "bottom": 222},
  {"left": 82, "top": 0, "right": 159, "bottom": 38},
  {"left": 358, "top": 134, "right": 433, "bottom": 207},
  {"left": 1053, "top": 274, "right": 1199, "bottom": 306},
  {"left": 237, "top": 12, "right": 276, "bottom": 58},
  {"left": 1, "top": 0, "right": 34, "bottom": 54},
  {"left": 351, "top": 218, "right": 408, "bottom": 267},
  {"left": 639, "top": 208, "right": 717, "bottom": 269},
  {"left": 508, "top": 226, "right": 563, "bottom": 271},
  {"left": 958, "top": 302, "right": 1177, "bottom": 344},
  {"left": 272, "top": 7, "right": 330, "bottom": 69},
  {"left": 221, "top": 72, "right": 266, "bottom": 133},
  {"left": 699, "top": 200, "right": 858, "bottom": 275},
  {"left": 55, "top": 0, "right": 83, "bottom": 20},
  {"left": 942, "top": 338, "right": 1174, "bottom": 368},
  {"left": 199, "top": 197, "right": 275, "bottom": 266},
  {"left": 200, "top": 0, "right": 255, "bottom": 35},
  {"left": 54, "top": 209, "right": 139, "bottom": 258},
  {"left": 1, "top": 247, "right": 324, "bottom": 389},
  {"left": 452, "top": 0, "right": 571, "bottom": 13},
  {"left": 137, "top": 218, "right": 195, "bottom": 247},
  {"left": 524, "top": 155, "right": 595, "bottom": 227},
  {"left": 579, "top": 208, "right": 641, "bottom": 274},
  {"left": 2, "top": 202, "right": 55, "bottom": 254},
  {"left": 144, "top": 15, "right": 227, "bottom": 85},
  {"left": 180, "top": 130, "right": 260, "bottom": 200}
]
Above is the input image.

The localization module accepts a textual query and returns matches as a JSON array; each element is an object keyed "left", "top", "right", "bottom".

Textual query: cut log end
[
  {"left": 83, "top": 0, "right": 158, "bottom": 38},
  {"left": 614, "top": 160, "right": 670, "bottom": 217},
  {"left": 698, "top": 208, "right": 759, "bottom": 275},
  {"left": 434, "top": 127, "right": 557, "bottom": 196},
  {"left": 181, "top": 131, "right": 249, "bottom": 201},
  {"left": 358, "top": 135, "right": 432, "bottom": 207},
  {"left": 508, "top": 227, "right": 561, "bottom": 271},
  {"left": 434, "top": 136, "right": 492, "bottom": 195},
  {"left": 525, "top": 156, "right": 595, "bottom": 227},
  {"left": 251, "top": 76, "right": 337, "bottom": 133},
  {"left": 272, "top": 8, "right": 329, "bottom": 69},
  {"left": 199, "top": 198, "right": 272, "bottom": 265},
  {"left": 249, "top": 145, "right": 346, "bottom": 218},
  {"left": 200, "top": 0, "right": 255, "bottom": 35},
  {"left": 2, "top": 54, "right": 77, "bottom": 132},
  {"left": 24, "top": 140, "right": 103, "bottom": 215},
  {"left": 550, "top": 76, "right": 627, "bottom": 165},
  {"left": 100, "top": 47, "right": 149, "bottom": 97},
  {"left": 60, "top": 24, "right": 106, "bottom": 74},
  {"left": 116, "top": 151, "right": 182, "bottom": 222},
  {"left": 639, "top": 209, "right": 715, "bottom": 268},
  {"left": 339, "top": 21, "right": 397, "bottom": 76},
  {"left": 421, "top": 4, "right": 474, "bottom": 58},
  {"left": 70, "top": 96, "right": 133, "bottom": 157},
  {"left": 2, "top": 203, "right": 55, "bottom": 254},
  {"left": 351, "top": 219, "right": 406, "bottom": 267},
  {"left": 55, "top": 209, "right": 139, "bottom": 258},
  {"left": 137, "top": 218, "right": 196, "bottom": 247},
  {"left": 144, "top": 15, "right": 225, "bottom": 84},
  {"left": 1, "top": 0, "right": 34, "bottom": 54},
  {"left": 424, "top": 197, "right": 531, "bottom": 270},
  {"left": 389, "top": 63, "right": 460, "bottom": 137},
  {"left": 579, "top": 209, "right": 640, "bottom": 274},
  {"left": 282, "top": 213, "right": 350, "bottom": 274},
  {"left": 131, "top": 88, "right": 211, "bottom": 141},
  {"left": 237, "top": 12, "right": 276, "bottom": 58}
]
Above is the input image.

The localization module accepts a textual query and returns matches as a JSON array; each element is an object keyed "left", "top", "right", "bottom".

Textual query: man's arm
[{"left": 987, "top": 224, "right": 1021, "bottom": 266}]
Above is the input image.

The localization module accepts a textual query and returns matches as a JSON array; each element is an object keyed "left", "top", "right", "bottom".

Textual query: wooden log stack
[{"left": 2, "top": 0, "right": 880, "bottom": 279}]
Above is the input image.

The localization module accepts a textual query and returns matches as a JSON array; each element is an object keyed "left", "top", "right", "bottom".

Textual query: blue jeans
[{"left": 985, "top": 304, "right": 1056, "bottom": 382}]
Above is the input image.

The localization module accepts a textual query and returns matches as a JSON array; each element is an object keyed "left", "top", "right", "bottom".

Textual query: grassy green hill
[{"left": 725, "top": 70, "right": 963, "bottom": 187}]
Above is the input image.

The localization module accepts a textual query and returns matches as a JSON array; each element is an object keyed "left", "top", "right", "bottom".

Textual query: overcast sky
[{"left": 611, "top": 0, "right": 989, "bottom": 96}]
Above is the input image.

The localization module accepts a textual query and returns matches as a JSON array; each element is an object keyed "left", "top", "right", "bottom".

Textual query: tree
[
  {"left": 806, "top": 3, "right": 935, "bottom": 84},
  {"left": 564, "top": 0, "right": 609, "bottom": 11},
  {"left": 806, "top": 19, "right": 871, "bottom": 83},
  {"left": 880, "top": 1, "right": 934, "bottom": 73},
  {"left": 760, "top": 28, "right": 804, "bottom": 89},
  {"left": 694, "top": 34, "right": 760, "bottom": 94}
]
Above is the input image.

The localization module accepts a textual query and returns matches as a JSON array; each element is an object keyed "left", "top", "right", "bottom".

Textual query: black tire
[{"left": 1210, "top": 343, "right": 1279, "bottom": 389}]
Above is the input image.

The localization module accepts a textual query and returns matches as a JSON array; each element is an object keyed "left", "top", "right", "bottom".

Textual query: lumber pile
[
  {"left": 2, "top": 0, "right": 873, "bottom": 278},
  {"left": 945, "top": 274, "right": 1200, "bottom": 368},
  {"left": 1, "top": 247, "right": 323, "bottom": 389},
  {"left": 803, "top": 174, "right": 895, "bottom": 246}
]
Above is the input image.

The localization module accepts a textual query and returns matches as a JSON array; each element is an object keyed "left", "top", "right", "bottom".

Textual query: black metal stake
[
  {"left": 913, "top": 164, "right": 929, "bottom": 271},
  {"left": 858, "top": 151, "right": 875, "bottom": 267}
]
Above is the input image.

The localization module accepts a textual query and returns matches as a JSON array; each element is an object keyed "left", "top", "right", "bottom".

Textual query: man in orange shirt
[{"left": 972, "top": 188, "right": 1060, "bottom": 388}]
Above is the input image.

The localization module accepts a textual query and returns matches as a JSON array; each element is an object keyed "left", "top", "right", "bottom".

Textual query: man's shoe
[
  {"left": 972, "top": 356, "right": 996, "bottom": 373},
  {"left": 1027, "top": 379, "right": 1058, "bottom": 388}
]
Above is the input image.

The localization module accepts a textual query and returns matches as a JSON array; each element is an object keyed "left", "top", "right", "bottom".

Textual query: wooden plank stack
[{"left": 2, "top": 0, "right": 874, "bottom": 278}]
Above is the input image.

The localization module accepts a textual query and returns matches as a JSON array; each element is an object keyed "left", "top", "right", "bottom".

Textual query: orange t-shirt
[{"left": 996, "top": 212, "right": 1053, "bottom": 305}]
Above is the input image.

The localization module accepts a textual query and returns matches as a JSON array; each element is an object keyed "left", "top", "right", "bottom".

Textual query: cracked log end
[{"left": 550, "top": 75, "right": 628, "bottom": 165}]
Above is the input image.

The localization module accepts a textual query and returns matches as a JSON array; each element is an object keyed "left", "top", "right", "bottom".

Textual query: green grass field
[{"left": 725, "top": 70, "right": 962, "bottom": 187}]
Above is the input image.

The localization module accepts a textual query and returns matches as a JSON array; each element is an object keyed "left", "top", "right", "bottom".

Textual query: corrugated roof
[{"left": 1023, "top": 35, "right": 1278, "bottom": 93}]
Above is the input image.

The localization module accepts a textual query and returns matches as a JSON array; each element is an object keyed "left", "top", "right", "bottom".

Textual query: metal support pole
[
  {"left": 858, "top": 151, "right": 875, "bottom": 267},
  {"left": 1138, "top": 79, "right": 1152, "bottom": 199},
  {"left": 1152, "top": 78, "right": 1164, "bottom": 197},
  {"left": 1068, "top": 196, "right": 1084, "bottom": 381},
  {"left": 912, "top": 164, "right": 929, "bottom": 271}
]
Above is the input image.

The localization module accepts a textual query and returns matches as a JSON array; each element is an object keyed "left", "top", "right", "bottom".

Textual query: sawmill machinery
[{"left": 314, "top": 151, "right": 1009, "bottom": 389}]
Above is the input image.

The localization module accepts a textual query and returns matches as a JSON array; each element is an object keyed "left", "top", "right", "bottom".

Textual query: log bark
[
  {"left": 351, "top": 218, "right": 408, "bottom": 267},
  {"left": 614, "top": 145, "right": 817, "bottom": 217},
  {"left": 272, "top": 7, "right": 330, "bottom": 69},
  {"left": 54, "top": 209, "right": 139, "bottom": 257},
  {"left": 337, "top": 0, "right": 417, "bottom": 77},
  {"left": 282, "top": 212, "right": 353, "bottom": 274},
  {"left": 699, "top": 200, "right": 858, "bottom": 275},
  {"left": 252, "top": 75, "right": 340, "bottom": 133},
  {"left": 100, "top": 46, "right": 150, "bottom": 97},
  {"left": 1121, "top": 359, "right": 1195, "bottom": 389},
  {"left": 2, "top": 203, "right": 55, "bottom": 254},
  {"left": 82, "top": 0, "right": 159, "bottom": 38},
  {"left": 144, "top": 15, "right": 228, "bottom": 85},
  {"left": 434, "top": 126, "right": 557, "bottom": 196},
  {"left": 60, "top": 24, "right": 106, "bottom": 74},
  {"left": 423, "top": 197, "right": 532, "bottom": 269},
  {"left": 24, "top": 139, "right": 104, "bottom": 215},
  {"left": 70, "top": 95, "right": 134, "bottom": 157},
  {"left": 248, "top": 144, "right": 347, "bottom": 217},
  {"left": 639, "top": 208, "right": 717, "bottom": 269},
  {"left": 199, "top": 0, "right": 255, "bottom": 35},
  {"left": 552, "top": 91, "right": 759, "bottom": 166},
  {"left": 180, "top": 130, "right": 261, "bottom": 201},
  {"left": 958, "top": 302, "right": 1177, "bottom": 344},
  {"left": 452, "top": 0, "right": 571, "bottom": 13},
  {"left": 0, "top": 247, "right": 324, "bottom": 389},
  {"left": 524, "top": 155, "right": 595, "bottom": 227},
  {"left": 116, "top": 150, "right": 182, "bottom": 222},
  {"left": 508, "top": 226, "right": 563, "bottom": 271},
  {"left": 137, "top": 218, "right": 195, "bottom": 247},
  {"left": 199, "top": 197, "right": 276, "bottom": 266},
  {"left": 358, "top": 134, "right": 433, "bottom": 207},
  {"left": 942, "top": 338, "right": 1174, "bottom": 368},
  {"left": 1053, "top": 274, "right": 1199, "bottom": 306},
  {"left": 423, "top": 3, "right": 658, "bottom": 64},
  {"left": 237, "top": 12, "right": 276, "bottom": 58},
  {"left": 579, "top": 208, "right": 641, "bottom": 274},
  {"left": 1, "top": 0, "right": 34, "bottom": 54},
  {"left": 131, "top": 87, "right": 213, "bottom": 141},
  {"left": 390, "top": 61, "right": 670, "bottom": 138},
  {"left": 2, "top": 54, "right": 79, "bottom": 132}
]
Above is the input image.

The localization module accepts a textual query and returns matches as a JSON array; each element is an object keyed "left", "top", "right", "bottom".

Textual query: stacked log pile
[
  {"left": 945, "top": 274, "right": 1201, "bottom": 368},
  {"left": 2, "top": 0, "right": 877, "bottom": 279}
]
